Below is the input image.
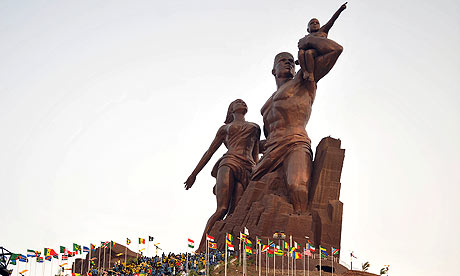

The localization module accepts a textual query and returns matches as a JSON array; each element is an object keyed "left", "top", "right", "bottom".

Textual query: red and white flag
[{"left": 206, "top": 234, "right": 215, "bottom": 241}]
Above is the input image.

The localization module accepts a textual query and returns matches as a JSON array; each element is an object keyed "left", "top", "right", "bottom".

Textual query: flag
[
  {"left": 244, "top": 227, "right": 249, "bottom": 235},
  {"left": 149, "top": 236, "right": 154, "bottom": 242},
  {"left": 59, "top": 263, "right": 68, "bottom": 267},
  {"left": 332, "top": 247, "right": 339, "bottom": 256},
  {"left": 208, "top": 242, "right": 217, "bottom": 249},
  {"left": 284, "top": 241, "right": 289, "bottom": 250},
  {"left": 320, "top": 246, "right": 328, "bottom": 258},
  {"left": 19, "top": 255, "right": 28, "bottom": 263},
  {"left": 227, "top": 244, "right": 235, "bottom": 251},
  {"left": 267, "top": 240, "right": 275, "bottom": 247},
  {"left": 188, "top": 239, "right": 195, "bottom": 248},
  {"left": 36, "top": 257, "right": 43, "bottom": 263},
  {"left": 90, "top": 244, "right": 96, "bottom": 251},
  {"left": 139, "top": 238, "right": 145, "bottom": 244},
  {"left": 83, "top": 247, "right": 89, "bottom": 253},
  {"left": 294, "top": 241, "right": 300, "bottom": 250},
  {"left": 245, "top": 238, "right": 252, "bottom": 248},
  {"left": 116, "top": 253, "right": 123, "bottom": 257},
  {"left": 308, "top": 243, "right": 316, "bottom": 252},
  {"left": 267, "top": 249, "right": 274, "bottom": 257},
  {"left": 206, "top": 234, "right": 214, "bottom": 241},
  {"left": 274, "top": 248, "right": 283, "bottom": 256},
  {"left": 44, "top": 248, "right": 51, "bottom": 256},
  {"left": 60, "top": 246, "right": 66, "bottom": 254},
  {"left": 304, "top": 248, "right": 311, "bottom": 257},
  {"left": 294, "top": 252, "right": 301, "bottom": 259},
  {"left": 246, "top": 246, "right": 253, "bottom": 255},
  {"left": 226, "top": 233, "right": 233, "bottom": 247},
  {"left": 45, "top": 256, "right": 52, "bottom": 261},
  {"left": 62, "top": 255, "right": 68, "bottom": 261},
  {"left": 261, "top": 245, "right": 269, "bottom": 252},
  {"left": 73, "top": 243, "right": 81, "bottom": 252},
  {"left": 10, "top": 259, "right": 16, "bottom": 265},
  {"left": 11, "top": 254, "right": 20, "bottom": 260},
  {"left": 289, "top": 247, "right": 295, "bottom": 254},
  {"left": 19, "top": 270, "right": 28, "bottom": 274},
  {"left": 126, "top": 238, "right": 131, "bottom": 245},
  {"left": 351, "top": 252, "right": 357, "bottom": 258},
  {"left": 48, "top": 249, "right": 58, "bottom": 258},
  {"left": 27, "top": 250, "right": 37, "bottom": 257},
  {"left": 110, "top": 241, "right": 116, "bottom": 247}
]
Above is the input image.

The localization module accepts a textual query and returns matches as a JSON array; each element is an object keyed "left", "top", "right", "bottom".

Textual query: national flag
[
  {"left": 126, "top": 238, "right": 131, "bottom": 245},
  {"left": 36, "top": 257, "right": 43, "bottom": 263},
  {"left": 27, "top": 250, "right": 37, "bottom": 257},
  {"left": 62, "top": 255, "right": 68, "bottom": 261},
  {"left": 308, "top": 243, "right": 316, "bottom": 252},
  {"left": 10, "top": 259, "right": 16, "bottom": 265},
  {"left": 267, "top": 249, "right": 274, "bottom": 257},
  {"left": 267, "top": 240, "right": 275, "bottom": 247},
  {"left": 116, "top": 253, "right": 123, "bottom": 257},
  {"left": 73, "top": 243, "right": 81, "bottom": 252},
  {"left": 11, "top": 254, "right": 20, "bottom": 260},
  {"left": 284, "top": 241, "right": 289, "bottom": 250},
  {"left": 59, "top": 263, "right": 68, "bottom": 267},
  {"left": 239, "top": 233, "right": 246, "bottom": 241},
  {"left": 245, "top": 238, "right": 252, "bottom": 247},
  {"left": 149, "top": 236, "right": 154, "bottom": 242},
  {"left": 60, "top": 246, "right": 66, "bottom": 254},
  {"left": 188, "top": 239, "right": 195, "bottom": 248},
  {"left": 208, "top": 242, "right": 217, "bottom": 249},
  {"left": 49, "top": 249, "right": 58, "bottom": 258},
  {"left": 304, "top": 248, "right": 311, "bottom": 257},
  {"left": 294, "top": 241, "right": 300, "bottom": 250},
  {"left": 110, "top": 241, "right": 116, "bottom": 247},
  {"left": 261, "top": 245, "right": 269, "bottom": 252},
  {"left": 90, "top": 244, "right": 96, "bottom": 251},
  {"left": 294, "top": 252, "right": 301, "bottom": 259},
  {"left": 244, "top": 227, "right": 249, "bottom": 235},
  {"left": 274, "top": 248, "right": 283, "bottom": 256},
  {"left": 320, "top": 246, "right": 328, "bottom": 258},
  {"left": 332, "top": 247, "right": 339, "bottom": 256},
  {"left": 44, "top": 248, "right": 51, "bottom": 256},
  {"left": 206, "top": 234, "right": 214, "bottom": 241},
  {"left": 19, "top": 270, "right": 28, "bottom": 274},
  {"left": 289, "top": 247, "right": 295, "bottom": 254},
  {"left": 19, "top": 255, "right": 28, "bottom": 263},
  {"left": 245, "top": 246, "right": 253, "bottom": 254},
  {"left": 45, "top": 256, "right": 52, "bottom": 261},
  {"left": 226, "top": 234, "right": 233, "bottom": 247},
  {"left": 83, "top": 246, "right": 89, "bottom": 253},
  {"left": 139, "top": 238, "right": 145, "bottom": 244}
]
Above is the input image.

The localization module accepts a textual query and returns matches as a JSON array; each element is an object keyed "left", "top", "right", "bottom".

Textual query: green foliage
[{"left": 362, "top": 261, "right": 370, "bottom": 271}]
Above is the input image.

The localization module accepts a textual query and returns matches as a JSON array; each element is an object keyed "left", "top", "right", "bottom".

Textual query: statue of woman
[{"left": 184, "top": 99, "right": 260, "bottom": 252}]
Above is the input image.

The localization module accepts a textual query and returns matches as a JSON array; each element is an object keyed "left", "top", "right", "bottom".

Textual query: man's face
[{"left": 273, "top": 54, "right": 295, "bottom": 78}]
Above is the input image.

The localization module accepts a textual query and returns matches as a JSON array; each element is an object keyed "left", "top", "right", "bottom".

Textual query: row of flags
[
  {"left": 197, "top": 232, "right": 340, "bottom": 259},
  {"left": 9, "top": 236, "right": 156, "bottom": 266}
]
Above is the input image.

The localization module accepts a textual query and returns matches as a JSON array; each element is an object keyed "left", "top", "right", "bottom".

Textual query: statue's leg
[
  {"left": 302, "top": 36, "right": 343, "bottom": 82},
  {"left": 228, "top": 181, "right": 244, "bottom": 216},
  {"left": 197, "top": 166, "right": 234, "bottom": 252},
  {"left": 283, "top": 149, "right": 312, "bottom": 214}
]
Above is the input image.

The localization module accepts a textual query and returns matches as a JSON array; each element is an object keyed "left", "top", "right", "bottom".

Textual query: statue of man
[{"left": 251, "top": 35, "right": 343, "bottom": 214}]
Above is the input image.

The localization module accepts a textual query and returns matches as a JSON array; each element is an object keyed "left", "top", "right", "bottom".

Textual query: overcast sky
[{"left": 1, "top": 1, "right": 459, "bottom": 275}]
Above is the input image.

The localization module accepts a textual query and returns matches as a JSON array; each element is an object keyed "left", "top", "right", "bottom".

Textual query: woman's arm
[
  {"left": 321, "top": 2, "right": 347, "bottom": 34},
  {"left": 184, "top": 125, "right": 226, "bottom": 189}
]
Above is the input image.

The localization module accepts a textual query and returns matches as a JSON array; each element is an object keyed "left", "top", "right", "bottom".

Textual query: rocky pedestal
[{"left": 209, "top": 137, "right": 345, "bottom": 256}]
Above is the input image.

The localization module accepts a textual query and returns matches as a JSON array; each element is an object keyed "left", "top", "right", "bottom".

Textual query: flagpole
[
  {"left": 266, "top": 238, "right": 268, "bottom": 276},
  {"left": 225, "top": 234, "right": 228, "bottom": 276},
  {"left": 88, "top": 248, "right": 91, "bottom": 274},
  {"left": 35, "top": 257, "right": 37, "bottom": 276},
  {"left": 49, "top": 258, "right": 52, "bottom": 276},
  {"left": 124, "top": 243, "right": 127, "bottom": 269},
  {"left": 103, "top": 246, "right": 106, "bottom": 272},
  {"left": 109, "top": 243, "right": 112, "bottom": 272},
  {"left": 307, "top": 252, "right": 309, "bottom": 276},
  {"left": 205, "top": 239, "right": 208, "bottom": 276},
  {"left": 259, "top": 241, "right": 261, "bottom": 276},
  {"left": 331, "top": 249, "right": 333, "bottom": 276},
  {"left": 97, "top": 246, "right": 101, "bottom": 273},
  {"left": 303, "top": 248, "right": 305, "bottom": 276},
  {"left": 319, "top": 246, "right": 321, "bottom": 276}
]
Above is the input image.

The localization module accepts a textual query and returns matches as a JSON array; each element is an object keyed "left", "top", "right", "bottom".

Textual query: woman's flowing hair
[{"left": 224, "top": 99, "right": 246, "bottom": 124}]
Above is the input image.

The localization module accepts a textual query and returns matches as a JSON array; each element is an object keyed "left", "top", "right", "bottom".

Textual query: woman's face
[{"left": 232, "top": 99, "right": 248, "bottom": 114}]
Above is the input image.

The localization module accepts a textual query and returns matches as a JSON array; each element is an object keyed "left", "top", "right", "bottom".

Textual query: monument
[{"left": 186, "top": 3, "right": 347, "bottom": 255}]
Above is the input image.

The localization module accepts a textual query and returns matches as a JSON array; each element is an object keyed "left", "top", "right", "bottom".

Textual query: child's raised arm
[{"left": 321, "top": 2, "right": 347, "bottom": 34}]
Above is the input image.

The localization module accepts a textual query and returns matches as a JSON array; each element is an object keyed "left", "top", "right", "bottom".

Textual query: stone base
[{"left": 208, "top": 137, "right": 344, "bottom": 255}]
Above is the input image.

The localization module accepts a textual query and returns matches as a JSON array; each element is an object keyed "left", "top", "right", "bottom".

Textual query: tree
[{"left": 362, "top": 261, "right": 370, "bottom": 271}]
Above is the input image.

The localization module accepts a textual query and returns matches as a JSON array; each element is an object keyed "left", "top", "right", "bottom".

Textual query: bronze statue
[
  {"left": 185, "top": 99, "right": 260, "bottom": 252},
  {"left": 297, "top": 2, "right": 347, "bottom": 81},
  {"left": 251, "top": 21, "right": 344, "bottom": 213}
]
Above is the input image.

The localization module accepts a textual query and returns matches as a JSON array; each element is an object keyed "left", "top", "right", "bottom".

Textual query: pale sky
[{"left": 1, "top": 1, "right": 459, "bottom": 275}]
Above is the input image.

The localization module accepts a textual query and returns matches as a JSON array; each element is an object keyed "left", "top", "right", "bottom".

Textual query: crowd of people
[{"left": 88, "top": 251, "right": 235, "bottom": 276}]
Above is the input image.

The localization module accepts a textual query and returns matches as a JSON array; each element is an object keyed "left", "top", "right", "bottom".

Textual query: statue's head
[
  {"left": 272, "top": 52, "right": 296, "bottom": 79},
  {"left": 307, "top": 18, "right": 320, "bottom": 33},
  {"left": 224, "top": 99, "right": 248, "bottom": 124}
]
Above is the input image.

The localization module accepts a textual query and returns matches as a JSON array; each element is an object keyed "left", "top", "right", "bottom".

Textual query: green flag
[
  {"left": 73, "top": 243, "right": 81, "bottom": 252},
  {"left": 60, "top": 246, "right": 66, "bottom": 253}
]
